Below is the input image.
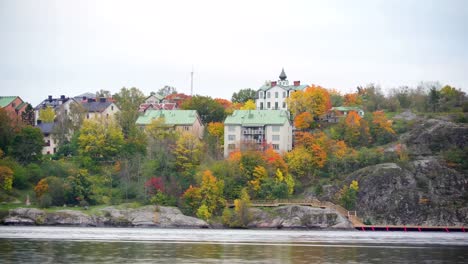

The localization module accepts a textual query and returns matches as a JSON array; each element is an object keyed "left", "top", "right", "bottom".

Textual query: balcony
[{"left": 242, "top": 129, "right": 264, "bottom": 135}]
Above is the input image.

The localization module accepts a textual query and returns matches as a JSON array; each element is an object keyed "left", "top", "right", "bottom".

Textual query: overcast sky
[{"left": 1, "top": 0, "right": 467, "bottom": 106}]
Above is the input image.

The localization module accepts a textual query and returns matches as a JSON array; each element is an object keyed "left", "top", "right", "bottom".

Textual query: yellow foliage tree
[
  {"left": 39, "top": 106, "right": 55, "bottom": 122},
  {"left": 240, "top": 99, "right": 256, "bottom": 110}
]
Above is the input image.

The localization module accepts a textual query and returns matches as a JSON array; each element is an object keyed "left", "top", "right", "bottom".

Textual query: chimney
[
  {"left": 99, "top": 97, "right": 106, "bottom": 103},
  {"left": 294, "top": 81, "right": 300, "bottom": 86},
  {"left": 48, "top": 95, "right": 53, "bottom": 101},
  {"left": 60, "top": 95, "right": 65, "bottom": 100},
  {"left": 271, "top": 81, "right": 277, "bottom": 87}
]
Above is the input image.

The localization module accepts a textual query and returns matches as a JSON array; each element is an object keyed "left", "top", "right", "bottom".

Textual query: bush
[{"left": 37, "top": 194, "right": 52, "bottom": 208}]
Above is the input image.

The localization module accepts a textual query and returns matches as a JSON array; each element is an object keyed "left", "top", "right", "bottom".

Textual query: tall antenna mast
[{"left": 190, "top": 65, "right": 194, "bottom": 96}]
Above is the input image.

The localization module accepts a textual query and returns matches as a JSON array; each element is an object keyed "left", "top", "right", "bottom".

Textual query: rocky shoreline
[{"left": 1, "top": 205, "right": 353, "bottom": 230}]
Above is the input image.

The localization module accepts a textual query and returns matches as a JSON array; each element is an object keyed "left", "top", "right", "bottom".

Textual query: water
[{"left": 1, "top": 227, "right": 467, "bottom": 263}]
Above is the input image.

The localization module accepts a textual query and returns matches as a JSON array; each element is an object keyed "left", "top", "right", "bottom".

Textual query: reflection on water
[{"left": 0, "top": 227, "right": 467, "bottom": 263}]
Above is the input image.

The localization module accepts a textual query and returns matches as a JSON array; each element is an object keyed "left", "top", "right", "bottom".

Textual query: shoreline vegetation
[{"left": 1, "top": 85, "right": 467, "bottom": 228}]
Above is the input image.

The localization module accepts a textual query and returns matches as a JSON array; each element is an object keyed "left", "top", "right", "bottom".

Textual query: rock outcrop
[
  {"left": 248, "top": 205, "right": 353, "bottom": 229},
  {"left": 344, "top": 159, "right": 468, "bottom": 226},
  {"left": 402, "top": 118, "right": 467, "bottom": 157},
  {"left": 2, "top": 206, "right": 208, "bottom": 228}
]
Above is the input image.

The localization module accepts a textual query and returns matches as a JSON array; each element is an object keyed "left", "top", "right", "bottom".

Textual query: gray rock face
[
  {"left": 248, "top": 205, "right": 353, "bottom": 229},
  {"left": 3, "top": 206, "right": 208, "bottom": 228},
  {"left": 345, "top": 159, "right": 468, "bottom": 226},
  {"left": 403, "top": 118, "right": 467, "bottom": 156}
]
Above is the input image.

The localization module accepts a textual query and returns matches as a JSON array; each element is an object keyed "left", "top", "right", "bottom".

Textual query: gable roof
[
  {"left": 224, "top": 110, "right": 290, "bottom": 126},
  {"left": 81, "top": 101, "right": 114, "bottom": 113},
  {"left": 0, "top": 96, "right": 18, "bottom": 108},
  {"left": 36, "top": 122, "right": 56, "bottom": 134},
  {"left": 34, "top": 97, "right": 75, "bottom": 110},
  {"left": 136, "top": 110, "right": 200, "bottom": 126}
]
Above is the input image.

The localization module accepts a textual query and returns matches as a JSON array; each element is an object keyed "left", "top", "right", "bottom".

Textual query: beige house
[
  {"left": 223, "top": 110, "right": 293, "bottom": 157},
  {"left": 135, "top": 110, "right": 204, "bottom": 139},
  {"left": 82, "top": 98, "right": 120, "bottom": 121}
]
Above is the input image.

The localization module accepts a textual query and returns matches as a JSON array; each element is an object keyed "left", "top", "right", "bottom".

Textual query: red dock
[{"left": 355, "top": 225, "right": 466, "bottom": 232}]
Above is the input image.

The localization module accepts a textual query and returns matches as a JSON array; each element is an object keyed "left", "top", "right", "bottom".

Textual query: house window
[
  {"left": 53, "top": 148, "right": 56, "bottom": 154},
  {"left": 260, "top": 102, "right": 263, "bottom": 110},
  {"left": 275, "top": 92, "right": 278, "bottom": 98},
  {"left": 228, "top": 135, "right": 236, "bottom": 141},
  {"left": 272, "top": 126, "right": 280, "bottom": 132},
  {"left": 273, "top": 144, "right": 280, "bottom": 150},
  {"left": 228, "top": 126, "right": 235, "bottom": 132},
  {"left": 228, "top": 144, "right": 236, "bottom": 150},
  {"left": 272, "top": 135, "right": 280, "bottom": 141},
  {"left": 283, "top": 92, "right": 286, "bottom": 98},
  {"left": 184, "top": 126, "right": 190, "bottom": 131},
  {"left": 282, "top": 102, "right": 286, "bottom": 108},
  {"left": 111, "top": 106, "right": 114, "bottom": 111},
  {"left": 275, "top": 102, "right": 278, "bottom": 109},
  {"left": 106, "top": 114, "right": 109, "bottom": 119},
  {"left": 259, "top": 92, "right": 263, "bottom": 99},
  {"left": 267, "top": 102, "right": 271, "bottom": 109},
  {"left": 267, "top": 92, "right": 270, "bottom": 98},
  {"left": 86, "top": 113, "right": 90, "bottom": 119},
  {"left": 65, "top": 109, "right": 68, "bottom": 115}
]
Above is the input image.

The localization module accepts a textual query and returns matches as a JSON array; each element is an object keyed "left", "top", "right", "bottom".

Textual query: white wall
[
  {"left": 256, "top": 86, "right": 289, "bottom": 110},
  {"left": 223, "top": 124, "right": 241, "bottom": 157}
]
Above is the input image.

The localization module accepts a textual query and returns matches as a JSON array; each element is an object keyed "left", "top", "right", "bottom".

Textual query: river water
[{"left": 0, "top": 227, "right": 467, "bottom": 263}]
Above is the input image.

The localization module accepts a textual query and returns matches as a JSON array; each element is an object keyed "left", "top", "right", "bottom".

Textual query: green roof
[
  {"left": 224, "top": 110, "right": 290, "bottom": 126},
  {"left": 331, "top": 106, "right": 363, "bottom": 112},
  {"left": 136, "top": 110, "right": 199, "bottom": 126},
  {"left": 0, "top": 96, "right": 17, "bottom": 108}
]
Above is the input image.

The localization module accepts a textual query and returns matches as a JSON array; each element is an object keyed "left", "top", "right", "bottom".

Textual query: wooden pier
[{"left": 227, "top": 199, "right": 466, "bottom": 232}]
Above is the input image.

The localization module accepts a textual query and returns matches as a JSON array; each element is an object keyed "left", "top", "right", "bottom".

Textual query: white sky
[{"left": 1, "top": 0, "right": 467, "bottom": 106}]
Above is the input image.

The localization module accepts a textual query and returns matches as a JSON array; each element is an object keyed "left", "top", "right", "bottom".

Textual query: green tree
[
  {"left": 428, "top": 86, "right": 440, "bottom": 112},
  {"left": 21, "top": 104, "right": 35, "bottom": 126},
  {"left": 231, "top": 88, "right": 257, "bottom": 104},
  {"left": 0, "top": 108, "right": 15, "bottom": 153},
  {"left": 157, "top": 85, "right": 177, "bottom": 97},
  {"left": 10, "top": 126, "right": 44, "bottom": 164},
  {"left": 53, "top": 102, "right": 86, "bottom": 148},
  {"left": 181, "top": 95, "right": 225, "bottom": 124},
  {"left": 338, "top": 180, "right": 359, "bottom": 210},
  {"left": 64, "top": 169, "right": 93, "bottom": 205},
  {"left": 113, "top": 87, "right": 146, "bottom": 137}
]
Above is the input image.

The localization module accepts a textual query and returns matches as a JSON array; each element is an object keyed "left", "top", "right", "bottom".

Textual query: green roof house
[
  {"left": 0, "top": 96, "right": 28, "bottom": 124},
  {"left": 224, "top": 110, "right": 292, "bottom": 157},
  {"left": 255, "top": 69, "right": 308, "bottom": 111},
  {"left": 136, "top": 110, "right": 204, "bottom": 138}
]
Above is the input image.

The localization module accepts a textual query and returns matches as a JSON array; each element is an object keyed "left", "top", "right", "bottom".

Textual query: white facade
[
  {"left": 256, "top": 85, "right": 294, "bottom": 110},
  {"left": 223, "top": 110, "right": 293, "bottom": 157}
]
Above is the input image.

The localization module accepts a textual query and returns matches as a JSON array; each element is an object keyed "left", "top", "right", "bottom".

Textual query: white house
[
  {"left": 223, "top": 110, "right": 292, "bottom": 157},
  {"left": 255, "top": 69, "right": 308, "bottom": 111}
]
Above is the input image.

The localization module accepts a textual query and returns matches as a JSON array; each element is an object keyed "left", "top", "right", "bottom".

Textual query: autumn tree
[
  {"left": 231, "top": 88, "right": 257, "bottom": 104},
  {"left": 287, "top": 85, "right": 331, "bottom": 120},
  {"left": 337, "top": 180, "right": 359, "bottom": 210},
  {"left": 0, "top": 166, "right": 13, "bottom": 193},
  {"left": 78, "top": 119, "right": 124, "bottom": 162},
  {"left": 240, "top": 99, "right": 256, "bottom": 110},
  {"left": 294, "top": 112, "right": 313, "bottom": 130},
  {"left": 174, "top": 132, "right": 204, "bottom": 177},
  {"left": 39, "top": 106, "right": 55, "bottom": 123},
  {"left": 343, "top": 93, "right": 362, "bottom": 107},
  {"left": 182, "top": 170, "right": 225, "bottom": 219},
  {"left": 370, "top": 111, "right": 395, "bottom": 144}
]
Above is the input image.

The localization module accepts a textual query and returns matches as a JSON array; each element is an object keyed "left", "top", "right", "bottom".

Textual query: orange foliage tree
[
  {"left": 287, "top": 85, "right": 332, "bottom": 120},
  {"left": 344, "top": 93, "right": 362, "bottom": 106},
  {"left": 294, "top": 112, "right": 313, "bottom": 130},
  {"left": 371, "top": 110, "right": 395, "bottom": 144}
]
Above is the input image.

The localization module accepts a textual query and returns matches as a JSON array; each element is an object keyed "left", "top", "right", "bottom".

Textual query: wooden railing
[{"left": 226, "top": 199, "right": 364, "bottom": 226}]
